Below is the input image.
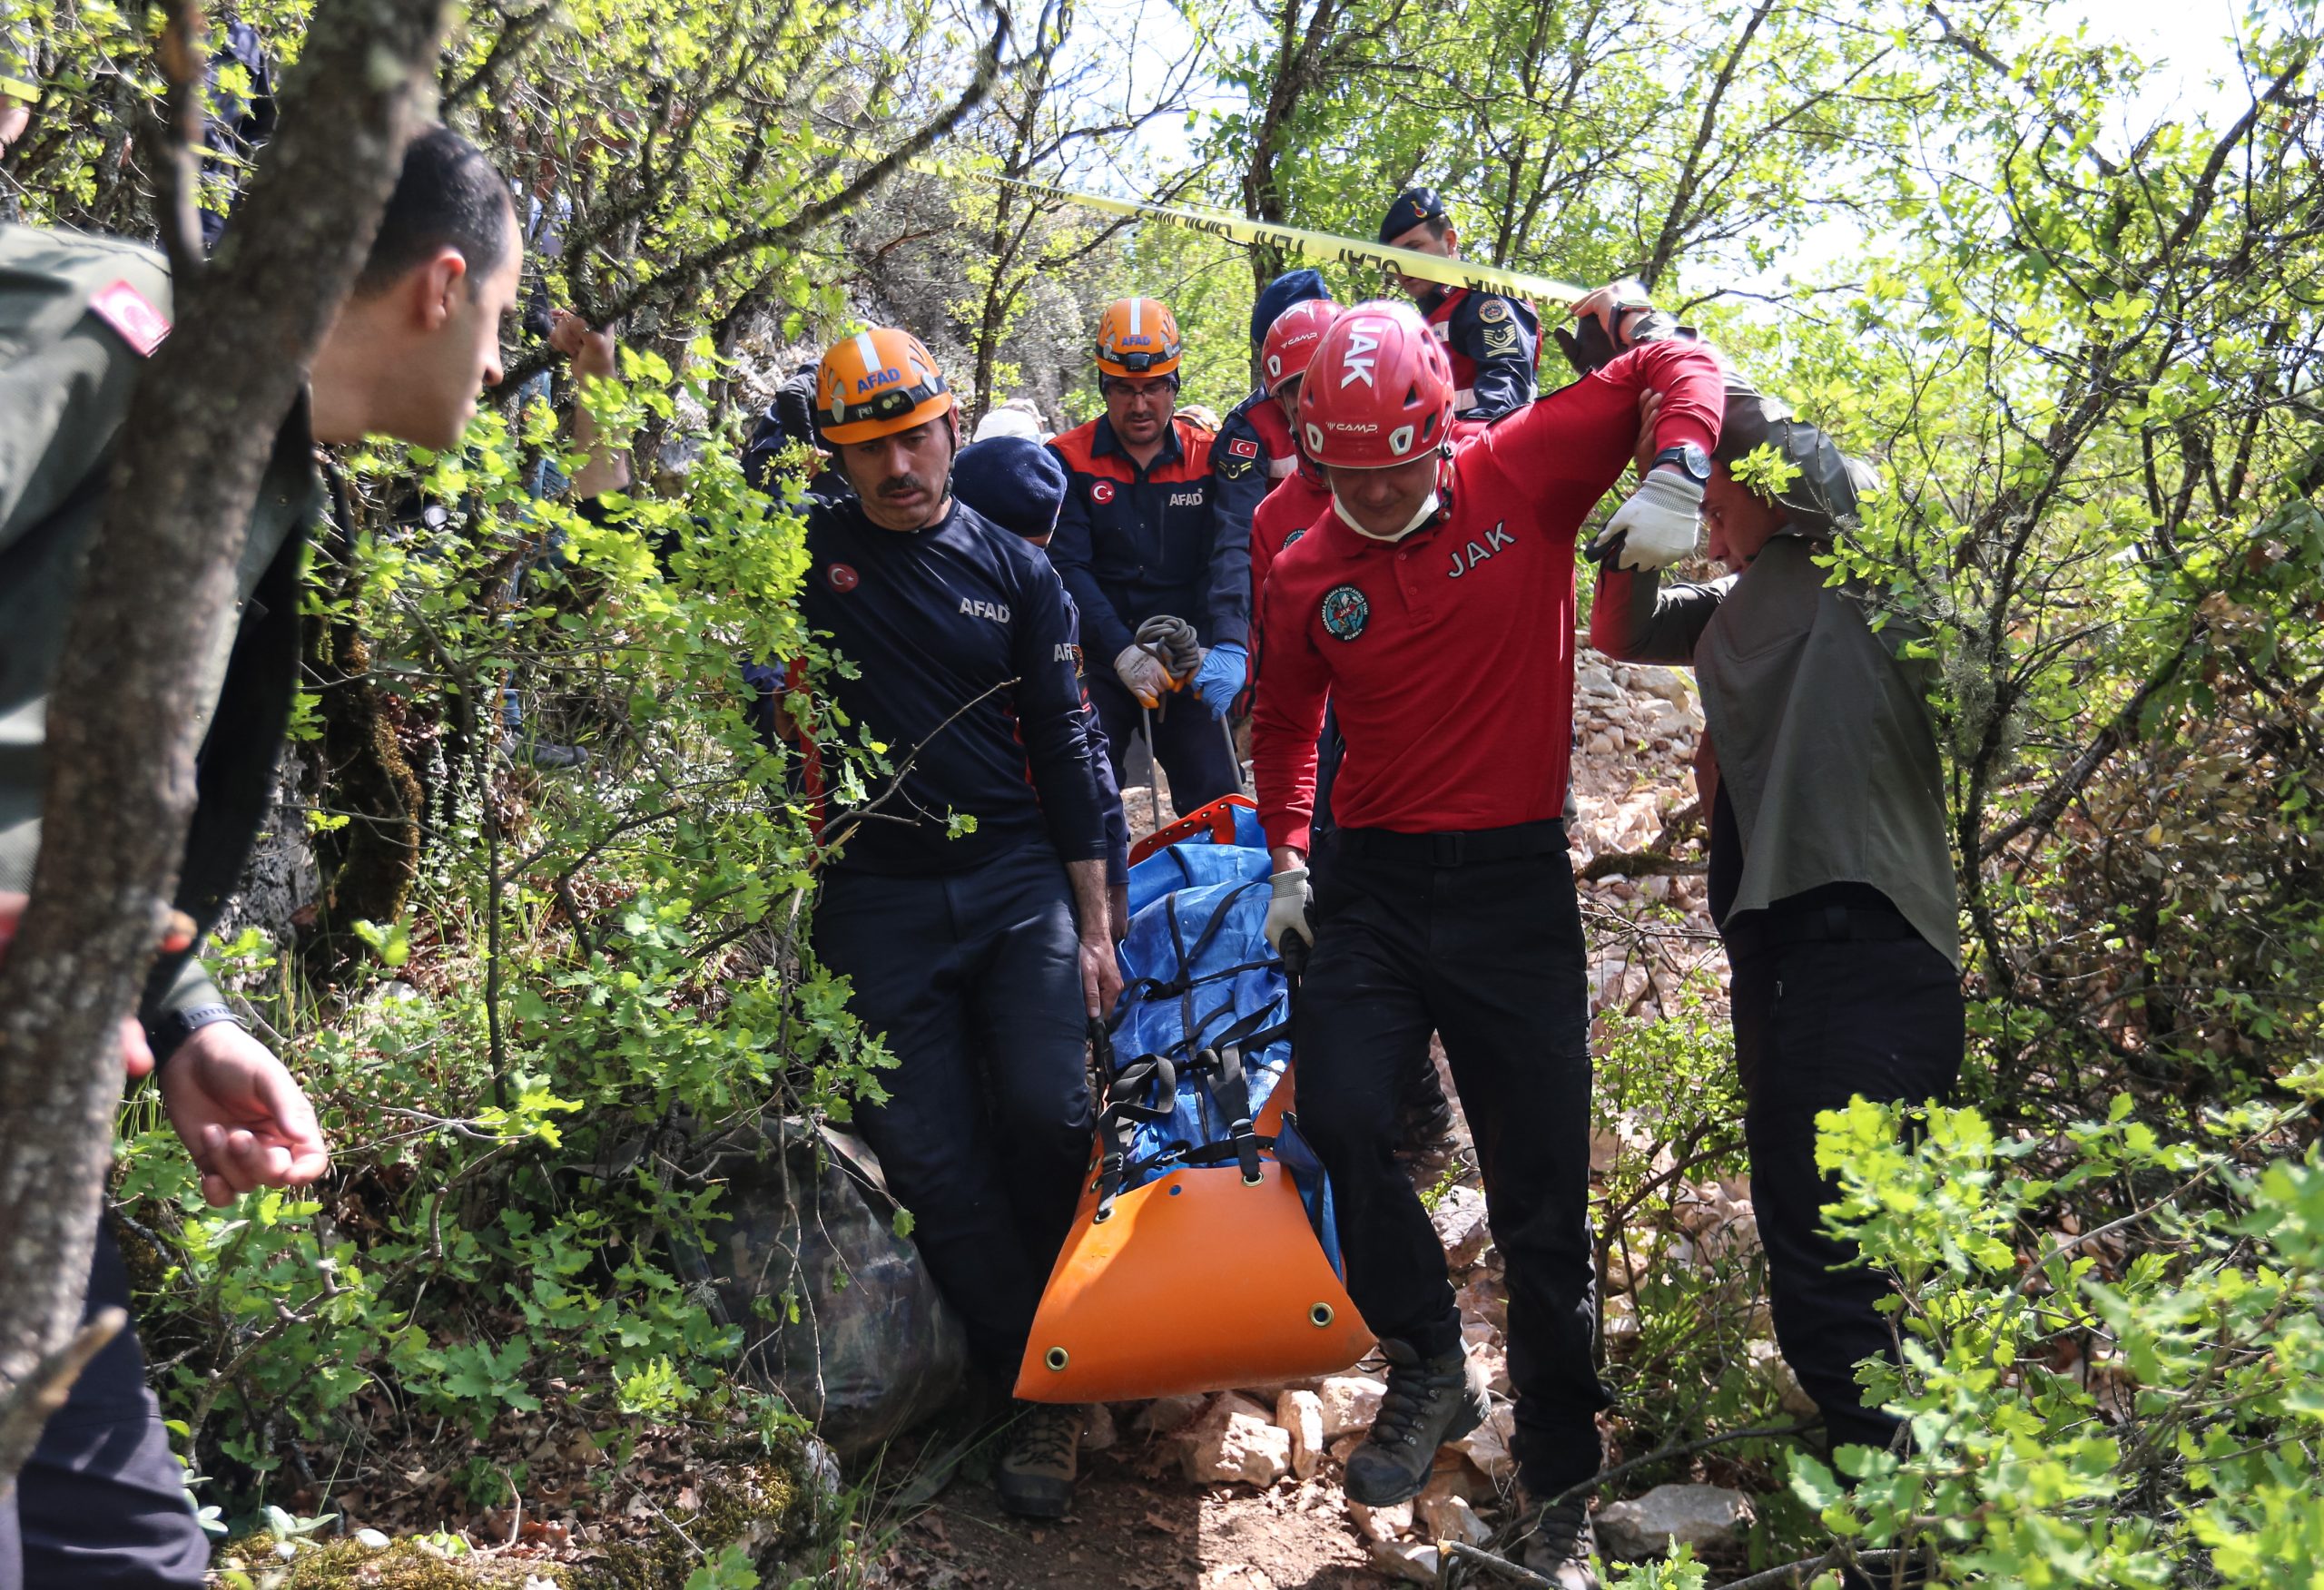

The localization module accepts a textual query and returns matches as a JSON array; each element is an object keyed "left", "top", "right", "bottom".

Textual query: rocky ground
[{"left": 212, "top": 643, "right": 1792, "bottom": 1589}]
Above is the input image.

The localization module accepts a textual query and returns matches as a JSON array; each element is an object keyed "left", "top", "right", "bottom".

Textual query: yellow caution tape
[{"left": 904, "top": 156, "right": 1593, "bottom": 309}]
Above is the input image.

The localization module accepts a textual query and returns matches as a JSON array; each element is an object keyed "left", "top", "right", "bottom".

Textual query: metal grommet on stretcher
[
  {"left": 1309, "top": 1303, "right": 1334, "bottom": 1328},
  {"left": 1045, "top": 1347, "right": 1070, "bottom": 1371}
]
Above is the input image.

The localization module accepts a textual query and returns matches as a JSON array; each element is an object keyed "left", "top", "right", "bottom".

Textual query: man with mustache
[
  {"left": 1047, "top": 298, "right": 1245, "bottom": 810},
  {"left": 788, "top": 329, "right": 1121, "bottom": 1517}
]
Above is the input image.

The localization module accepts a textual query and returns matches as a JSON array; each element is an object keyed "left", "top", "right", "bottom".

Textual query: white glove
[
  {"left": 1592, "top": 467, "right": 1703, "bottom": 571},
  {"left": 1265, "top": 865, "right": 1315, "bottom": 954},
  {"left": 1114, "top": 644, "right": 1172, "bottom": 708}
]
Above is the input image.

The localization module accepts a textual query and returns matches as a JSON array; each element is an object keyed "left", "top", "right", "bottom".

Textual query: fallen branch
[
  {"left": 1443, "top": 1539, "right": 1559, "bottom": 1588},
  {"left": 1718, "top": 1546, "right": 1920, "bottom": 1589},
  {"left": 1546, "top": 1418, "right": 1822, "bottom": 1508}
]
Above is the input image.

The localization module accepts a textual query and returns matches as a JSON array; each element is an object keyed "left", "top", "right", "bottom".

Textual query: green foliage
[{"left": 1787, "top": 1079, "right": 2324, "bottom": 1584}]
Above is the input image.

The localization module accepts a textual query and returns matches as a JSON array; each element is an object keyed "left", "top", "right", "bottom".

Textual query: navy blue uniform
[
  {"left": 792, "top": 495, "right": 1105, "bottom": 1376},
  {"left": 1420, "top": 287, "right": 1541, "bottom": 420},
  {"left": 1208, "top": 390, "right": 1298, "bottom": 637},
  {"left": 796, "top": 497, "right": 1109, "bottom": 875},
  {"left": 1048, "top": 417, "right": 1241, "bottom": 810}
]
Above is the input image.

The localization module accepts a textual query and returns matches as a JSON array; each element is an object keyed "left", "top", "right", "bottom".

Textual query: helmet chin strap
[{"left": 1334, "top": 488, "right": 1441, "bottom": 543}]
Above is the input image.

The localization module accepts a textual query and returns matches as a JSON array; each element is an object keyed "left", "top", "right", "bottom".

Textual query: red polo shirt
[
  {"left": 1250, "top": 340, "right": 1723, "bottom": 852},
  {"left": 1248, "top": 461, "right": 1334, "bottom": 640}
]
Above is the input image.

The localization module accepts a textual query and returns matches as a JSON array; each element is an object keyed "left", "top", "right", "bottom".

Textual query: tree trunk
[{"left": 0, "top": 0, "right": 448, "bottom": 1493}]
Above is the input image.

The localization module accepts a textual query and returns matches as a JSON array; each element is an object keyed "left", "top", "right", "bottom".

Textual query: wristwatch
[
  {"left": 147, "top": 1002, "right": 245, "bottom": 1066},
  {"left": 1649, "top": 443, "right": 1712, "bottom": 484}
]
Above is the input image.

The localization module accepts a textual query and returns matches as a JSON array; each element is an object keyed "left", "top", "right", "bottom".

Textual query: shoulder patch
[
  {"left": 1229, "top": 437, "right": 1261, "bottom": 459},
  {"left": 1217, "top": 452, "right": 1256, "bottom": 481},
  {"left": 88, "top": 279, "right": 171, "bottom": 357},
  {"left": 1478, "top": 297, "right": 1511, "bottom": 324}
]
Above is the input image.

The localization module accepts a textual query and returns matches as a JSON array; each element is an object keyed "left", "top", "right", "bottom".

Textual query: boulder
[
  {"left": 1276, "top": 1389, "right": 1326, "bottom": 1480},
  {"left": 1431, "top": 1184, "right": 1493, "bottom": 1268},
  {"left": 1184, "top": 1409, "right": 1292, "bottom": 1487},
  {"left": 1316, "top": 1374, "right": 1386, "bottom": 1439},
  {"left": 1595, "top": 1484, "right": 1754, "bottom": 1560}
]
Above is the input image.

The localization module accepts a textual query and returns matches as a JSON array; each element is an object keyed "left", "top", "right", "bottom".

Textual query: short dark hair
[{"left": 351, "top": 125, "right": 513, "bottom": 299}]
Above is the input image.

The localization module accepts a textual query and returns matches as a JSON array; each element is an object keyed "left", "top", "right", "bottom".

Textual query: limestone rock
[
  {"left": 1748, "top": 1340, "right": 1820, "bottom": 1417},
  {"left": 1452, "top": 1400, "right": 1518, "bottom": 1482},
  {"left": 1431, "top": 1184, "right": 1493, "bottom": 1268},
  {"left": 1348, "top": 1497, "right": 1413, "bottom": 1542},
  {"left": 1185, "top": 1408, "right": 1292, "bottom": 1487},
  {"left": 1630, "top": 665, "right": 1693, "bottom": 707},
  {"left": 1316, "top": 1374, "right": 1386, "bottom": 1439},
  {"left": 1082, "top": 1403, "right": 1118, "bottom": 1452},
  {"left": 1137, "top": 1391, "right": 1208, "bottom": 1435},
  {"left": 1276, "top": 1389, "right": 1326, "bottom": 1481},
  {"left": 1596, "top": 1484, "right": 1754, "bottom": 1560},
  {"left": 1417, "top": 1489, "right": 1492, "bottom": 1548},
  {"left": 1367, "top": 1540, "right": 1443, "bottom": 1585}
]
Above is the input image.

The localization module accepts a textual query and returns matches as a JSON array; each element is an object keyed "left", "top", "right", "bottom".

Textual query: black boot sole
[{"left": 994, "top": 1477, "right": 1074, "bottom": 1519}]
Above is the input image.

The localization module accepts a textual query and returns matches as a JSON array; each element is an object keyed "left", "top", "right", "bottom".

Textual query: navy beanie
[
  {"left": 1249, "top": 268, "right": 1333, "bottom": 349},
  {"left": 951, "top": 437, "right": 1068, "bottom": 541}
]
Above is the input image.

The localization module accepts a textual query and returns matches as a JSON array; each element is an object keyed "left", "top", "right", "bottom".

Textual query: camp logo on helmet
[
  {"left": 827, "top": 563, "right": 860, "bottom": 593},
  {"left": 1319, "top": 584, "right": 1370, "bottom": 641},
  {"left": 1092, "top": 481, "right": 1117, "bottom": 505}
]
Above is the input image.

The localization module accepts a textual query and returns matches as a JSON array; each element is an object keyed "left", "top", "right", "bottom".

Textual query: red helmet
[
  {"left": 1260, "top": 299, "right": 1340, "bottom": 396},
  {"left": 1296, "top": 299, "right": 1453, "bottom": 468}
]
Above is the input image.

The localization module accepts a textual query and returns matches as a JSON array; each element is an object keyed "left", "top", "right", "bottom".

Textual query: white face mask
[{"left": 1334, "top": 488, "right": 1442, "bottom": 543}]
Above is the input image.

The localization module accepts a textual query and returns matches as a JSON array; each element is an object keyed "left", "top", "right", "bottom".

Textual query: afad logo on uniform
[
  {"left": 1320, "top": 584, "right": 1370, "bottom": 641},
  {"left": 1092, "top": 480, "right": 1118, "bottom": 505},
  {"left": 827, "top": 563, "right": 860, "bottom": 592}
]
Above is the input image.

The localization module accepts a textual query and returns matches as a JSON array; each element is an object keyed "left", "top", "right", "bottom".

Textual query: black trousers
[
  {"left": 0, "top": 1222, "right": 209, "bottom": 1589},
  {"left": 812, "top": 842, "right": 1096, "bottom": 1379},
  {"left": 1295, "top": 824, "right": 1609, "bottom": 1493},
  {"left": 1086, "top": 672, "right": 1241, "bottom": 818},
  {"left": 1724, "top": 900, "right": 1963, "bottom": 1456}
]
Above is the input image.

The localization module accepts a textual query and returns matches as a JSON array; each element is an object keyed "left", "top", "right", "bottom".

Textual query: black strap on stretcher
[{"left": 1091, "top": 882, "right": 1294, "bottom": 1220}]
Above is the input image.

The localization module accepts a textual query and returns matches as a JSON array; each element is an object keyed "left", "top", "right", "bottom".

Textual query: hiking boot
[
  {"left": 1516, "top": 1494, "right": 1601, "bottom": 1589},
  {"left": 1343, "top": 1339, "right": 1487, "bottom": 1506},
  {"left": 995, "top": 1400, "right": 1081, "bottom": 1518}
]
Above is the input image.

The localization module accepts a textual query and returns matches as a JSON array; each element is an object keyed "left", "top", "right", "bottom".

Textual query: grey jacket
[
  {"left": 0, "top": 224, "right": 322, "bottom": 1037},
  {"left": 1589, "top": 534, "right": 1961, "bottom": 967}
]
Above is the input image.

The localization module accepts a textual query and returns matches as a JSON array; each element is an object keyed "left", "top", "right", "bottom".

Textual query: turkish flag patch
[
  {"left": 827, "top": 563, "right": 860, "bottom": 592},
  {"left": 89, "top": 280, "right": 171, "bottom": 357},
  {"left": 1092, "top": 481, "right": 1117, "bottom": 505},
  {"left": 1229, "top": 437, "right": 1260, "bottom": 459}
]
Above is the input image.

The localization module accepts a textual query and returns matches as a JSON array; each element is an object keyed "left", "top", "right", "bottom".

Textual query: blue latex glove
[{"left": 1192, "top": 642, "right": 1247, "bottom": 719}]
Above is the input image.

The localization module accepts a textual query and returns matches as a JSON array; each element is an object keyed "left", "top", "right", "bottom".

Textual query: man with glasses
[{"left": 1047, "top": 297, "right": 1243, "bottom": 814}]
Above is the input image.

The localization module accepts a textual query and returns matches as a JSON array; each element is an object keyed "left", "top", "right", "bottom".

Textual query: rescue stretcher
[{"left": 1015, "top": 796, "right": 1374, "bottom": 1403}]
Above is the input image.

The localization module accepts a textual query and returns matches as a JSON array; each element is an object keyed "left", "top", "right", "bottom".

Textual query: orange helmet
[
  {"left": 1095, "top": 297, "right": 1183, "bottom": 379},
  {"left": 816, "top": 328, "right": 956, "bottom": 445}
]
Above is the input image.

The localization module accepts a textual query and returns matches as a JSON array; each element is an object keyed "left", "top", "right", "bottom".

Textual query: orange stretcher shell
[{"left": 1014, "top": 1065, "right": 1374, "bottom": 1404}]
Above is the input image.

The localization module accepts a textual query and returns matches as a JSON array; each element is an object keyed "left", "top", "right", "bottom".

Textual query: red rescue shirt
[
  {"left": 1247, "top": 461, "right": 1334, "bottom": 642},
  {"left": 1251, "top": 341, "right": 1723, "bottom": 852}
]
